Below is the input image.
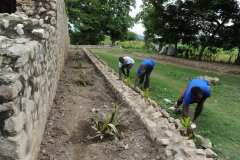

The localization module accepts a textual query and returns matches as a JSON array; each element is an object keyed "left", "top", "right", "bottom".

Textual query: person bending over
[
  {"left": 135, "top": 58, "right": 156, "bottom": 89},
  {"left": 118, "top": 56, "right": 135, "bottom": 79},
  {"left": 175, "top": 78, "right": 211, "bottom": 122}
]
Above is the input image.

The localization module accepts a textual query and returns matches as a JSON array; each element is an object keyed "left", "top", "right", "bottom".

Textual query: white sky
[{"left": 129, "top": 0, "right": 145, "bottom": 36}]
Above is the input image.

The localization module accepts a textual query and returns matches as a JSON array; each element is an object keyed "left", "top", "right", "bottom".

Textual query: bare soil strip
[{"left": 38, "top": 51, "right": 160, "bottom": 160}]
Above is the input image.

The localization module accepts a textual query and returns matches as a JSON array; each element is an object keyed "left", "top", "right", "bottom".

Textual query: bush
[{"left": 119, "top": 41, "right": 145, "bottom": 49}]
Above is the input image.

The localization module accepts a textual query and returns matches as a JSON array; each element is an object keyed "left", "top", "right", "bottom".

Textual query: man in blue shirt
[
  {"left": 175, "top": 78, "right": 211, "bottom": 122},
  {"left": 135, "top": 59, "right": 156, "bottom": 89}
]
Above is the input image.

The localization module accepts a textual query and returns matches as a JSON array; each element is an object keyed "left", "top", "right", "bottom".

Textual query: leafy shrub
[{"left": 89, "top": 104, "right": 120, "bottom": 140}]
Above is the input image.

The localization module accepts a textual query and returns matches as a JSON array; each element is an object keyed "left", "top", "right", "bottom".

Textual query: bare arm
[
  {"left": 193, "top": 98, "right": 206, "bottom": 122},
  {"left": 182, "top": 104, "right": 190, "bottom": 118}
]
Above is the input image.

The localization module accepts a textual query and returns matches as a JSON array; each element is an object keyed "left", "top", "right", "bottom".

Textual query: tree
[
  {"left": 65, "top": 0, "right": 135, "bottom": 45},
  {"left": 140, "top": 0, "right": 240, "bottom": 61},
  {"left": 102, "top": 0, "right": 135, "bottom": 45},
  {"left": 65, "top": 0, "right": 105, "bottom": 44},
  {"left": 191, "top": 0, "right": 240, "bottom": 60},
  {"left": 126, "top": 31, "right": 138, "bottom": 41}
]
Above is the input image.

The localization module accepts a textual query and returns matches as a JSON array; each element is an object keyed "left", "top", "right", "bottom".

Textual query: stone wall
[{"left": 0, "top": 0, "right": 69, "bottom": 159}]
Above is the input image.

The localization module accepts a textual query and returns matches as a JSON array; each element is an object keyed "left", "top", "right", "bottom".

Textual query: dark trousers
[
  {"left": 139, "top": 66, "right": 153, "bottom": 89},
  {"left": 0, "top": 0, "right": 16, "bottom": 14},
  {"left": 120, "top": 64, "right": 131, "bottom": 77}
]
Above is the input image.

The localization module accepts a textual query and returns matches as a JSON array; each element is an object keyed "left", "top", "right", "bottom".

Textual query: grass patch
[{"left": 90, "top": 48, "right": 240, "bottom": 160}]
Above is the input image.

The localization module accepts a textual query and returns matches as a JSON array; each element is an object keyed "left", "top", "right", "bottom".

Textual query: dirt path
[
  {"left": 38, "top": 51, "right": 160, "bottom": 160},
  {"left": 134, "top": 53, "right": 240, "bottom": 75}
]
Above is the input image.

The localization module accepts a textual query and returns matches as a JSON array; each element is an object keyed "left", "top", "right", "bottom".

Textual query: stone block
[
  {"left": 4, "top": 112, "right": 26, "bottom": 136},
  {"left": 0, "top": 101, "right": 19, "bottom": 116},
  {"left": 157, "top": 138, "right": 170, "bottom": 146},
  {"left": 0, "top": 72, "right": 20, "bottom": 85},
  {"left": 161, "top": 109, "right": 170, "bottom": 118},
  {"left": 32, "top": 28, "right": 49, "bottom": 39},
  {"left": 0, "top": 81, "right": 22, "bottom": 102},
  {"left": 205, "top": 148, "right": 217, "bottom": 158},
  {"left": 14, "top": 24, "right": 24, "bottom": 35}
]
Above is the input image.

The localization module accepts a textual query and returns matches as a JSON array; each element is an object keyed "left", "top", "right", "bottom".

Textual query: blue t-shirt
[
  {"left": 143, "top": 59, "right": 156, "bottom": 67},
  {"left": 183, "top": 79, "right": 211, "bottom": 106},
  {"left": 137, "top": 59, "right": 155, "bottom": 76}
]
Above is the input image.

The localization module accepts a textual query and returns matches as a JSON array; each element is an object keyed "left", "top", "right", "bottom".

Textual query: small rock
[
  {"left": 168, "top": 117, "right": 175, "bottom": 123},
  {"left": 161, "top": 109, "right": 170, "bottom": 118},
  {"left": 15, "top": 24, "right": 24, "bottom": 35},
  {"left": 32, "top": 29, "right": 48, "bottom": 39},
  {"left": 39, "top": 7, "right": 47, "bottom": 13},
  {"left": 158, "top": 138, "right": 170, "bottom": 146},
  {"left": 195, "top": 134, "right": 213, "bottom": 149},
  {"left": 174, "top": 119, "right": 182, "bottom": 129},
  {"left": 205, "top": 148, "right": 217, "bottom": 158},
  {"left": 124, "top": 144, "right": 129, "bottom": 150},
  {"left": 2, "top": 19, "right": 9, "bottom": 28}
]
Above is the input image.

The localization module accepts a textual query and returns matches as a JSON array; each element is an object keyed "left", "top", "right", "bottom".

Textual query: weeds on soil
[
  {"left": 143, "top": 89, "right": 150, "bottom": 99},
  {"left": 89, "top": 104, "right": 120, "bottom": 141},
  {"left": 123, "top": 77, "right": 133, "bottom": 87}
]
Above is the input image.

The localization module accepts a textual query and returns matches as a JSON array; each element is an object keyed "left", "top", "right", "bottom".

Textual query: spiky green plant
[
  {"left": 89, "top": 104, "right": 120, "bottom": 140},
  {"left": 180, "top": 117, "right": 194, "bottom": 138}
]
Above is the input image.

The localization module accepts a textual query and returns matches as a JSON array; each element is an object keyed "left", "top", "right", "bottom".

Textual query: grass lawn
[{"left": 90, "top": 48, "right": 240, "bottom": 160}]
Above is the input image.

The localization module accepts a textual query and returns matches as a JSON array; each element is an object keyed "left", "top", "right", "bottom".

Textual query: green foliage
[
  {"left": 89, "top": 104, "right": 120, "bottom": 140},
  {"left": 124, "top": 77, "right": 133, "bottom": 87},
  {"left": 180, "top": 117, "right": 194, "bottom": 138},
  {"left": 103, "top": 0, "right": 135, "bottom": 45},
  {"left": 143, "top": 89, "right": 150, "bottom": 99},
  {"left": 65, "top": 0, "right": 135, "bottom": 45},
  {"left": 126, "top": 31, "right": 138, "bottom": 41},
  {"left": 139, "top": 0, "right": 240, "bottom": 62},
  {"left": 119, "top": 41, "right": 145, "bottom": 49},
  {"left": 65, "top": 0, "right": 105, "bottom": 44},
  {"left": 181, "top": 117, "right": 192, "bottom": 129}
]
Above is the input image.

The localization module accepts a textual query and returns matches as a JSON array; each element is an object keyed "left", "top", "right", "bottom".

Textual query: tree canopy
[
  {"left": 139, "top": 0, "right": 240, "bottom": 62},
  {"left": 65, "top": 0, "right": 135, "bottom": 45}
]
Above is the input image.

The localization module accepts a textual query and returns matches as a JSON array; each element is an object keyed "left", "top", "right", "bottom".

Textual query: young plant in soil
[
  {"left": 89, "top": 104, "right": 120, "bottom": 141},
  {"left": 180, "top": 116, "right": 194, "bottom": 139}
]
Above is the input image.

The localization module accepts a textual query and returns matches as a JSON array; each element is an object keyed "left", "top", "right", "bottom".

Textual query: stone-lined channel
[{"left": 38, "top": 50, "right": 160, "bottom": 160}]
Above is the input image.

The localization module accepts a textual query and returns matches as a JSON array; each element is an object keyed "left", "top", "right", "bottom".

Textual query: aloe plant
[{"left": 89, "top": 104, "right": 120, "bottom": 140}]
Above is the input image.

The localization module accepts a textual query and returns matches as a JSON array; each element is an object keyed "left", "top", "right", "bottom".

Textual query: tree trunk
[
  {"left": 198, "top": 46, "right": 206, "bottom": 61},
  {"left": 158, "top": 43, "right": 162, "bottom": 52},
  {"left": 185, "top": 49, "right": 189, "bottom": 59},
  {"left": 174, "top": 43, "right": 178, "bottom": 57},
  {"left": 111, "top": 40, "right": 116, "bottom": 46},
  {"left": 235, "top": 48, "right": 240, "bottom": 65}
]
